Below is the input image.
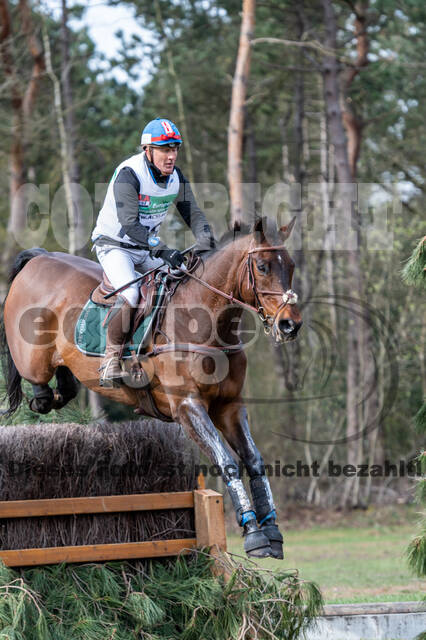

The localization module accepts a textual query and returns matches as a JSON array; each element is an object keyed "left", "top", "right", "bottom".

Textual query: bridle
[
  {"left": 243, "top": 246, "right": 298, "bottom": 338},
  {"left": 180, "top": 245, "right": 298, "bottom": 340}
]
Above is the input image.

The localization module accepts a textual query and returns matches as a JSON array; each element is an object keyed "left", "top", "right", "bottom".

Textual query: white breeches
[{"left": 95, "top": 245, "right": 164, "bottom": 306}]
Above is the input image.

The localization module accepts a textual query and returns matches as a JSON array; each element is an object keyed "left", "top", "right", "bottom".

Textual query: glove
[{"left": 157, "top": 247, "right": 185, "bottom": 269}]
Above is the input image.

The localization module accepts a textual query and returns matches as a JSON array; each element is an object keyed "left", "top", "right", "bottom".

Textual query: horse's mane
[
  {"left": 201, "top": 217, "right": 283, "bottom": 261},
  {"left": 218, "top": 222, "right": 252, "bottom": 248}
]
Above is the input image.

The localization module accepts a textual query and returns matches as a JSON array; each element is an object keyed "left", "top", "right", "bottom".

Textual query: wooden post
[
  {"left": 194, "top": 489, "right": 227, "bottom": 552},
  {"left": 194, "top": 489, "right": 229, "bottom": 580}
]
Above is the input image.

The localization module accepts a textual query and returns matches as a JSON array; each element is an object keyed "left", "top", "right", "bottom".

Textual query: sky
[{"left": 45, "top": 0, "right": 153, "bottom": 89}]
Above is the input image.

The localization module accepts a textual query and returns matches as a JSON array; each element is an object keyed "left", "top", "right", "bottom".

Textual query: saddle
[
  {"left": 91, "top": 272, "right": 157, "bottom": 332},
  {"left": 76, "top": 269, "right": 167, "bottom": 361},
  {"left": 81, "top": 254, "right": 200, "bottom": 355}
]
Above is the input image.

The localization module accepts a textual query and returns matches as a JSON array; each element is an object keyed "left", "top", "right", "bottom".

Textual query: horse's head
[{"left": 238, "top": 216, "right": 302, "bottom": 343}]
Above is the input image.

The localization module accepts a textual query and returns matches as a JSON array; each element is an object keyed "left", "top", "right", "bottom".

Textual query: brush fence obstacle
[{"left": 0, "top": 482, "right": 226, "bottom": 567}]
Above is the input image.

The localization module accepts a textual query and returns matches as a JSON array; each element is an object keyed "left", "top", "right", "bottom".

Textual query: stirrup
[{"left": 121, "top": 351, "right": 151, "bottom": 389}]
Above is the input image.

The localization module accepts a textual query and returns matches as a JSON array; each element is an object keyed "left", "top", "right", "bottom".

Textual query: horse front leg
[
  {"left": 176, "top": 398, "right": 273, "bottom": 558},
  {"left": 211, "top": 401, "right": 284, "bottom": 559}
]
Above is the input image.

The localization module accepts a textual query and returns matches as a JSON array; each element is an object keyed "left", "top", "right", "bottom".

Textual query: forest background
[{"left": 0, "top": 0, "right": 424, "bottom": 512}]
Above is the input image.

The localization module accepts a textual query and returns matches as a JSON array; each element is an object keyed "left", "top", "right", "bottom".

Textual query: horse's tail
[{"left": 0, "top": 248, "right": 48, "bottom": 417}]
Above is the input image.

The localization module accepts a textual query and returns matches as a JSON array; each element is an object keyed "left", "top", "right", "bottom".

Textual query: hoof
[
  {"left": 29, "top": 397, "right": 52, "bottom": 414},
  {"left": 260, "top": 523, "right": 284, "bottom": 559},
  {"left": 243, "top": 523, "right": 273, "bottom": 558},
  {"left": 52, "top": 390, "right": 65, "bottom": 410}
]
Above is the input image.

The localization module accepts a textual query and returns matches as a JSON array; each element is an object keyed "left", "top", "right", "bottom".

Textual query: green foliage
[
  {"left": 414, "top": 403, "right": 426, "bottom": 435},
  {"left": 402, "top": 237, "right": 426, "bottom": 288},
  {"left": 0, "top": 553, "right": 323, "bottom": 639},
  {"left": 406, "top": 521, "right": 426, "bottom": 578},
  {"left": 402, "top": 194, "right": 426, "bottom": 583}
]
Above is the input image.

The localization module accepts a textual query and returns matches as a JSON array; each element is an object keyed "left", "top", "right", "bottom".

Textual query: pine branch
[
  {"left": 406, "top": 523, "right": 426, "bottom": 578},
  {"left": 402, "top": 237, "right": 426, "bottom": 288}
]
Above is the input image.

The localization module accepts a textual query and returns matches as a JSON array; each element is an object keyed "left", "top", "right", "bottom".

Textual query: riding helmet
[{"left": 141, "top": 118, "right": 182, "bottom": 147}]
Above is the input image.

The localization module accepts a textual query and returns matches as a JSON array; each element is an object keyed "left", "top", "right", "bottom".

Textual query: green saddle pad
[{"left": 74, "top": 282, "right": 166, "bottom": 357}]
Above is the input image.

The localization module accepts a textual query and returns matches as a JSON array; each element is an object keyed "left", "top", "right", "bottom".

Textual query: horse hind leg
[
  {"left": 52, "top": 366, "right": 79, "bottom": 409},
  {"left": 29, "top": 367, "right": 79, "bottom": 414},
  {"left": 29, "top": 384, "right": 54, "bottom": 414}
]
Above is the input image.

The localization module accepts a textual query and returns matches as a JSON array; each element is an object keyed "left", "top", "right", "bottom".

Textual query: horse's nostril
[
  {"left": 279, "top": 318, "right": 302, "bottom": 335},
  {"left": 279, "top": 318, "right": 294, "bottom": 334}
]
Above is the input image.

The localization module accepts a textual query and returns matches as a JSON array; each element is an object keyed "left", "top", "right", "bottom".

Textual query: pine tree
[{"left": 403, "top": 236, "right": 425, "bottom": 582}]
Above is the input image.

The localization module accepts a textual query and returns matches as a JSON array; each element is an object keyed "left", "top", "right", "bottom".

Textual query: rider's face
[{"left": 149, "top": 145, "right": 179, "bottom": 175}]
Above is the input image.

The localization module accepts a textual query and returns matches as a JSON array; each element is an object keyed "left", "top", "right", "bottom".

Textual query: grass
[{"left": 228, "top": 520, "right": 426, "bottom": 604}]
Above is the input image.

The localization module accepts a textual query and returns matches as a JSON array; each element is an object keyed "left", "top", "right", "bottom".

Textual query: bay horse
[{"left": 0, "top": 216, "right": 302, "bottom": 558}]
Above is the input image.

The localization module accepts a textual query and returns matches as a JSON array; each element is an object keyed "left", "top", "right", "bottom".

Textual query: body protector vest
[{"left": 92, "top": 152, "right": 180, "bottom": 246}]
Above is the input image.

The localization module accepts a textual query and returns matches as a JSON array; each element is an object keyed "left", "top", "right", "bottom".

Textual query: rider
[{"left": 92, "top": 117, "right": 215, "bottom": 387}]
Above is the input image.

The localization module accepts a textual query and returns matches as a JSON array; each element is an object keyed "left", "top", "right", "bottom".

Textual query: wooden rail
[
  {"left": 0, "top": 492, "right": 195, "bottom": 518},
  {"left": 0, "top": 484, "right": 226, "bottom": 567}
]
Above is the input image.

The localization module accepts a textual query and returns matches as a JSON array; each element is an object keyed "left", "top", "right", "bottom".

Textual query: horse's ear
[
  {"left": 280, "top": 216, "right": 296, "bottom": 241},
  {"left": 253, "top": 216, "right": 267, "bottom": 242}
]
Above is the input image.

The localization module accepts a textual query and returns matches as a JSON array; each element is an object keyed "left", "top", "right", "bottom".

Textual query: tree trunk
[
  {"left": 43, "top": 25, "right": 77, "bottom": 254},
  {"left": 0, "top": 0, "right": 25, "bottom": 236},
  {"left": 0, "top": 0, "right": 45, "bottom": 268},
  {"left": 342, "top": 0, "right": 374, "bottom": 507},
  {"left": 245, "top": 108, "right": 257, "bottom": 186},
  {"left": 275, "top": 9, "right": 306, "bottom": 394},
  {"left": 342, "top": 1, "right": 369, "bottom": 179},
  {"left": 319, "top": 101, "right": 338, "bottom": 336},
  {"left": 278, "top": 105, "right": 293, "bottom": 183},
  {"left": 321, "top": 0, "right": 362, "bottom": 508},
  {"left": 154, "top": 0, "right": 196, "bottom": 189},
  {"left": 60, "top": 0, "right": 86, "bottom": 255},
  {"left": 321, "top": 1, "right": 352, "bottom": 187},
  {"left": 228, "top": 0, "right": 255, "bottom": 225}
]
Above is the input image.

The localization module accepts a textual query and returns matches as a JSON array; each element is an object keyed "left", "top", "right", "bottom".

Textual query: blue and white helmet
[{"left": 141, "top": 118, "right": 182, "bottom": 147}]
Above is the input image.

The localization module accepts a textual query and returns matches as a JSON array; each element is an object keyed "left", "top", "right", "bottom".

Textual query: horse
[{"left": 0, "top": 216, "right": 302, "bottom": 558}]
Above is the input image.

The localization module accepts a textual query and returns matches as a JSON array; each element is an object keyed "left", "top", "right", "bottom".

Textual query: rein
[{"left": 144, "top": 245, "right": 299, "bottom": 360}]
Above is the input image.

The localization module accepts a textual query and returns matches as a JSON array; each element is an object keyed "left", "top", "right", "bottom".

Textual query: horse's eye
[{"left": 256, "top": 260, "right": 270, "bottom": 275}]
